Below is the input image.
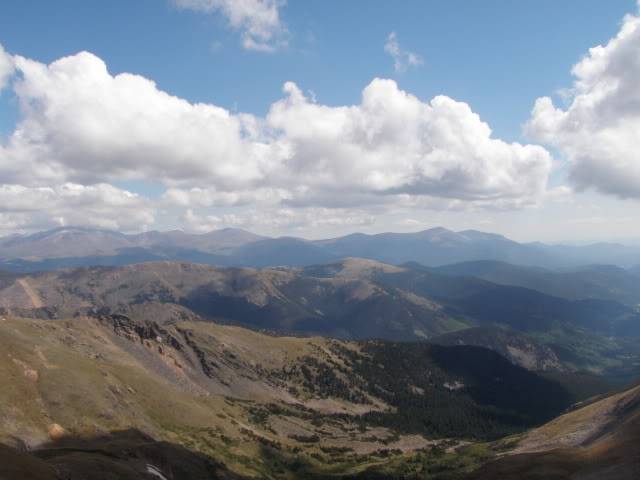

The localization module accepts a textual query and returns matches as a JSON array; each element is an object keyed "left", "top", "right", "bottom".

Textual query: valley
[
  {"left": 0, "top": 248, "right": 639, "bottom": 478},
  {"left": 0, "top": 313, "right": 571, "bottom": 479}
]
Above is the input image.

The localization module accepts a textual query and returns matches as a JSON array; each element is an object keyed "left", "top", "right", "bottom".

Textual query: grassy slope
[
  {"left": 0, "top": 314, "right": 580, "bottom": 479},
  {"left": 0, "top": 316, "right": 455, "bottom": 478},
  {"left": 473, "top": 384, "right": 640, "bottom": 479}
]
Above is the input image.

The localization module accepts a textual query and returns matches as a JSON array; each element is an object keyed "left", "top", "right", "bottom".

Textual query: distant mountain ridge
[
  {"left": 433, "top": 260, "right": 640, "bottom": 306},
  {"left": 0, "top": 226, "right": 266, "bottom": 259},
  {"left": 2, "top": 226, "right": 640, "bottom": 272}
]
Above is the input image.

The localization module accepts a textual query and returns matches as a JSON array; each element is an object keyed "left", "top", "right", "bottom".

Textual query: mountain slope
[
  {"left": 0, "top": 260, "right": 470, "bottom": 340},
  {"left": 431, "top": 327, "right": 565, "bottom": 372},
  {"left": 474, "top": 384, "right": 640, "bottom": 479},
  {"left": 314, "top": 228, "right": 555, "bottom": 267},
  {"left": 2, "top": 258, "right": 640, "bottom": 387},
  {"left": 0, "top": 227, "right": 265, "bottom": 259},
  {"left": 0, "top": 314, "right": 578, "bottom": 478},
  {"left": 231, "top": 237, "right": 337, "bottom": 267},
  {"left": 434, "top": 260, "right": 640, "bottom": 305},
  {"left": 368, "top": 263, "right": 640, "bottom": 336},
  {"left": 0, "top": 227, "right": 133, "bottom": 259},
  {"left": 2, "top": 258, "right": 640, "bottom": 343},
  {"left": 0, "top": 430, "right": 241, "bottom": 480}
]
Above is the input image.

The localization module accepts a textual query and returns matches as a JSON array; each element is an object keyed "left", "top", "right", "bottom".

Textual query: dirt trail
[{"left": 17, "top": 279, "right": 44, "bottom": 308}]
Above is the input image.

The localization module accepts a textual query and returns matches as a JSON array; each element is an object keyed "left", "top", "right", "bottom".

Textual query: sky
[{"left": 0, "top": 0, "right": 639, "bottom": 243}]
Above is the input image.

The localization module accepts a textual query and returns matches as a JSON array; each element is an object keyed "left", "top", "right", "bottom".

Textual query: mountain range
[
  {"left": 433, "top": 261, "right": 640, "bottom": 306},
  {"left": 1, "top": 258, "right": 639, "bottom": 383},
  {"left": 2, "top": 227, "right": 640, "bottom": 478},
  {"left": 2, "top": 226, "right": 640, "bottom": 272}
]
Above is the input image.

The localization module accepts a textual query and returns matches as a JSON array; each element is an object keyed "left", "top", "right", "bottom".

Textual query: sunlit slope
[
  {"left": 474, "top": 384, "right": 640, "bottom": 479},
  {"left": 0, "top": 314, "right": 577, "bottom": 478}
]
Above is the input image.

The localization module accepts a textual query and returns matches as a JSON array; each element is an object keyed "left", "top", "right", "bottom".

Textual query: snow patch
[{"left": 146, "top": 464, "right": 168, "bottom": 480}]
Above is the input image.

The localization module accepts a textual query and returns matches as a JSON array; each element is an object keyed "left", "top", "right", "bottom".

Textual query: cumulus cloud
[
  {"left": 384, "top": 32, "right": 423, "bottom": 73},
  {"left": 3, "top": 50, "right": 551, "bottom": 206},
  {"left": 526, "top": 10, "right": 640, "bottom": 198},
  {"left": 0, "top": 45, "right": 554, "bottom": 234},
  {"left": 0, "top": 183, "right": 154, "bottom": 232},
  {"left": 6, "top": 51, "right": 280, "bottom": 187},
  {"left": 173, "top": 0, "right": 287, "bottom": 52},
  {"left": 0, "top": 43, "right": 14, "bottom": 90},
  {"left": 268, "top": 79, "right": 552, "bottom": 207}
]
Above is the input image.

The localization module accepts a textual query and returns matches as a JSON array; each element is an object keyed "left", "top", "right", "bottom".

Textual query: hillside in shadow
[{"left": 0, "top": 428, "right": 244, "bottom": 480}]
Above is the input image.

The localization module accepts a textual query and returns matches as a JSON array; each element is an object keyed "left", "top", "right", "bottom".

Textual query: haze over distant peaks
[{"left": 1, "top": 226, "right": 639, "bottom": 272}]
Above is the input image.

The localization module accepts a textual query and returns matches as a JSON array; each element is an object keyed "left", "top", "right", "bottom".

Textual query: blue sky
[
  {"left": 0, "top": 0, "right": 632, "bottom": 139},
  {"left": 0, "top": 1, "right": 639, "bottom": 242}
]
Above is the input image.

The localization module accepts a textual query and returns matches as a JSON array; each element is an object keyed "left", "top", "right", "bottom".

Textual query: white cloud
[
  {"left": 0, "top": 183, "right": 154, "bottom": 232},
  {"left": 0, "top": 43, "right": 14, "bottom": 91},
  {"left": 0, "top": 45, "right": 555, "bottom": 235},
  {"left": 181, "top": 206, "right": 375, "bottom": 234},
  {"left": 268, "top": 79, "right": 552, "bottom": 207},
  {"left": 526, "top": 10, "right": 640, "bottom": 199},
  {"left": 6, "top": 50, "right": 280, "bottom": 187},
  {"left": 2, "top": 49, "right": 551, "bottom": 208},
  {"left": 173, "top": 0, "right": 287, "bottom": 52},
  {"left": 384, "top": 32, "right": 423, "bottom": 73},
  {"left": 162, "top": 186, "right": 290, "bottom": 207}
]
